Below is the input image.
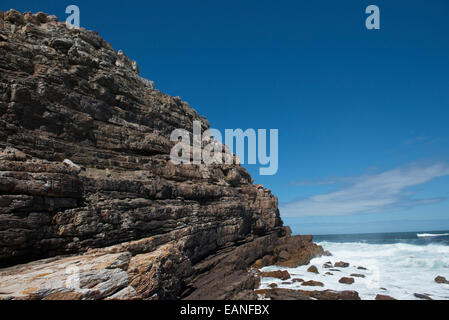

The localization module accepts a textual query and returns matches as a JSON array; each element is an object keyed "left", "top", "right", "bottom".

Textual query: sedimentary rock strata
[{"left": 0, "top": 10, "right": 325, "bottom": 300}]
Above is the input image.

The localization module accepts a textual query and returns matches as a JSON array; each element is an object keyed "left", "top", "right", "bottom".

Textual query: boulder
[
  {"left": 339, "top": 277, "right": 355, "bottom": 284},
  {"left": 414, "top": 293, "right": 432, "bottom": 300},
  {"left": 334, "top": 261, "right": 350, "bottom": 268},
  {"left": 278, "top": 250, "right": 290, "bottom": 260},
  {"left": 307, "top": 265, "right": 319, "bottom": 274},
  {"left": 302, "top": 280, "right": 324, "bottom": 287},
  {"left": 435, "top": 276, "right": 449, "bottom": 284},
  {"left": 259, "top": 270, "right": 291, "bottom": 280},
  {"left": 375, "top": 294, "right": 396, "bottom": 300}
]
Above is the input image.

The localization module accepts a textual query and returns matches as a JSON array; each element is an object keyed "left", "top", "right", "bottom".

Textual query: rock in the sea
[
  {"left": 268, "top": 283, "right": 278, "bottom": 288},
  {"left": 302, "top": 280, "right": 324, "bottom": 287},
  {"left": 0, "top": 9, "right": 328, "bottom": 300},
  {"left": 334, "top": 261, "right": 350, "bottom": 268},
  {"left": 338, "top": 277, "right": 355, "bottom": 284},
  {"left": 375, "top": 294, "right": 396, "bottom": 300},
  {"left": 357, "top": 266, "right": 368, "bottom": 270},
  {"left": 435, "top": 276, "right": 449, "bottom": 284},
  {"left": 259, "top": 270, "right": 291, "bottom": 280},
  {"left": 307, "top": 265, "right": 319, "bottom": 274},
  {"left": 414, "top": 293, "right": 432, "bottom": 300},
  {"left": 325, "top": 272, "right": 334, "bottom": 276},
  {"left": 292, "top": 278, "right": 304, "bottom": 283},
  {"left": 350, "top": 273, "right": 365, "bottom": 278}
]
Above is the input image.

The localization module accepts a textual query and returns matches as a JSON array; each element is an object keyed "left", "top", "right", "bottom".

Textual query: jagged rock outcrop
[{"left": 0, "top": 10, "right": 325, "bottom": 300}]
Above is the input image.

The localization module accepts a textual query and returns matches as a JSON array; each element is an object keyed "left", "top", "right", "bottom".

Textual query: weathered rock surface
[{"left": 0, "top": 10, "right": 326, "bottom": 300}]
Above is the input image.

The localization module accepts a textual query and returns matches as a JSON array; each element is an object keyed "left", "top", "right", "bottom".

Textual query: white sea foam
[
  {"left": 259, "top": 242, "right": 449, "bottom": 300},
  {"left": 417, "top": 233, "right": 449, "bottom": 238}
]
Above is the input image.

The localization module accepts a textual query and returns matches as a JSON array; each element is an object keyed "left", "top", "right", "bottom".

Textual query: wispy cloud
[
  {"left": 290, "top": 175, "right": 357, "bottom": 186},
  {"left": 404, "top": 136, "right": 429, "bottom": 145},
  {"left": 281, "top": 163, "right": 449, "bottom": 217}
]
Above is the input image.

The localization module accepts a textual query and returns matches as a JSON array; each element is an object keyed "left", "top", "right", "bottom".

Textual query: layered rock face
[{"left": 0, "top": 10, "right": 324, "bottom": 300}]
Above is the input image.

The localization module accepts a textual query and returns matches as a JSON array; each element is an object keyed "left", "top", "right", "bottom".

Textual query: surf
[{"left": 417, "top": 233, "right": 449, "bottom": 238}]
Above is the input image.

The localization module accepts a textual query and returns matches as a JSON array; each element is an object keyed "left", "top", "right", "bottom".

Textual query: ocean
[
  {"left": 259, "top": 230, "right": 449, "bottom": 300},
  {"left": 314, "top": 230, "right": 449, "bottom": 245}
]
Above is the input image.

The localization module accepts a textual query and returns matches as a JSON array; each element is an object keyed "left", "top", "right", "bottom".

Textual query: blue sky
[{"left": 3, "top": 0, "right": 449, "bottom": 234}]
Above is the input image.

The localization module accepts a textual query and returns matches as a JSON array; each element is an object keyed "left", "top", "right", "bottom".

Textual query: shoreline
[{"left": 257, "top": 239, "right": 449, "bottom": 300}]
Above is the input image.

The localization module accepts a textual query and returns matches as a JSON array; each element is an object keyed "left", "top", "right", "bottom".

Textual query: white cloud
[{"left": 281, "top": 163, "right": 449, "bottom": 217}]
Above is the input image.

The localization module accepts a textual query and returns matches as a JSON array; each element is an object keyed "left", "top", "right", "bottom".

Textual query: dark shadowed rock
[{"left": 292, "top": 278, "right": 304, "bottom": 283}]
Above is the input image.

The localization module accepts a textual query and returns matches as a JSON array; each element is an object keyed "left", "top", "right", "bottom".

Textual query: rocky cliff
[{"left": 0, "top": 10, "right": 325, "bottom": 300}]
